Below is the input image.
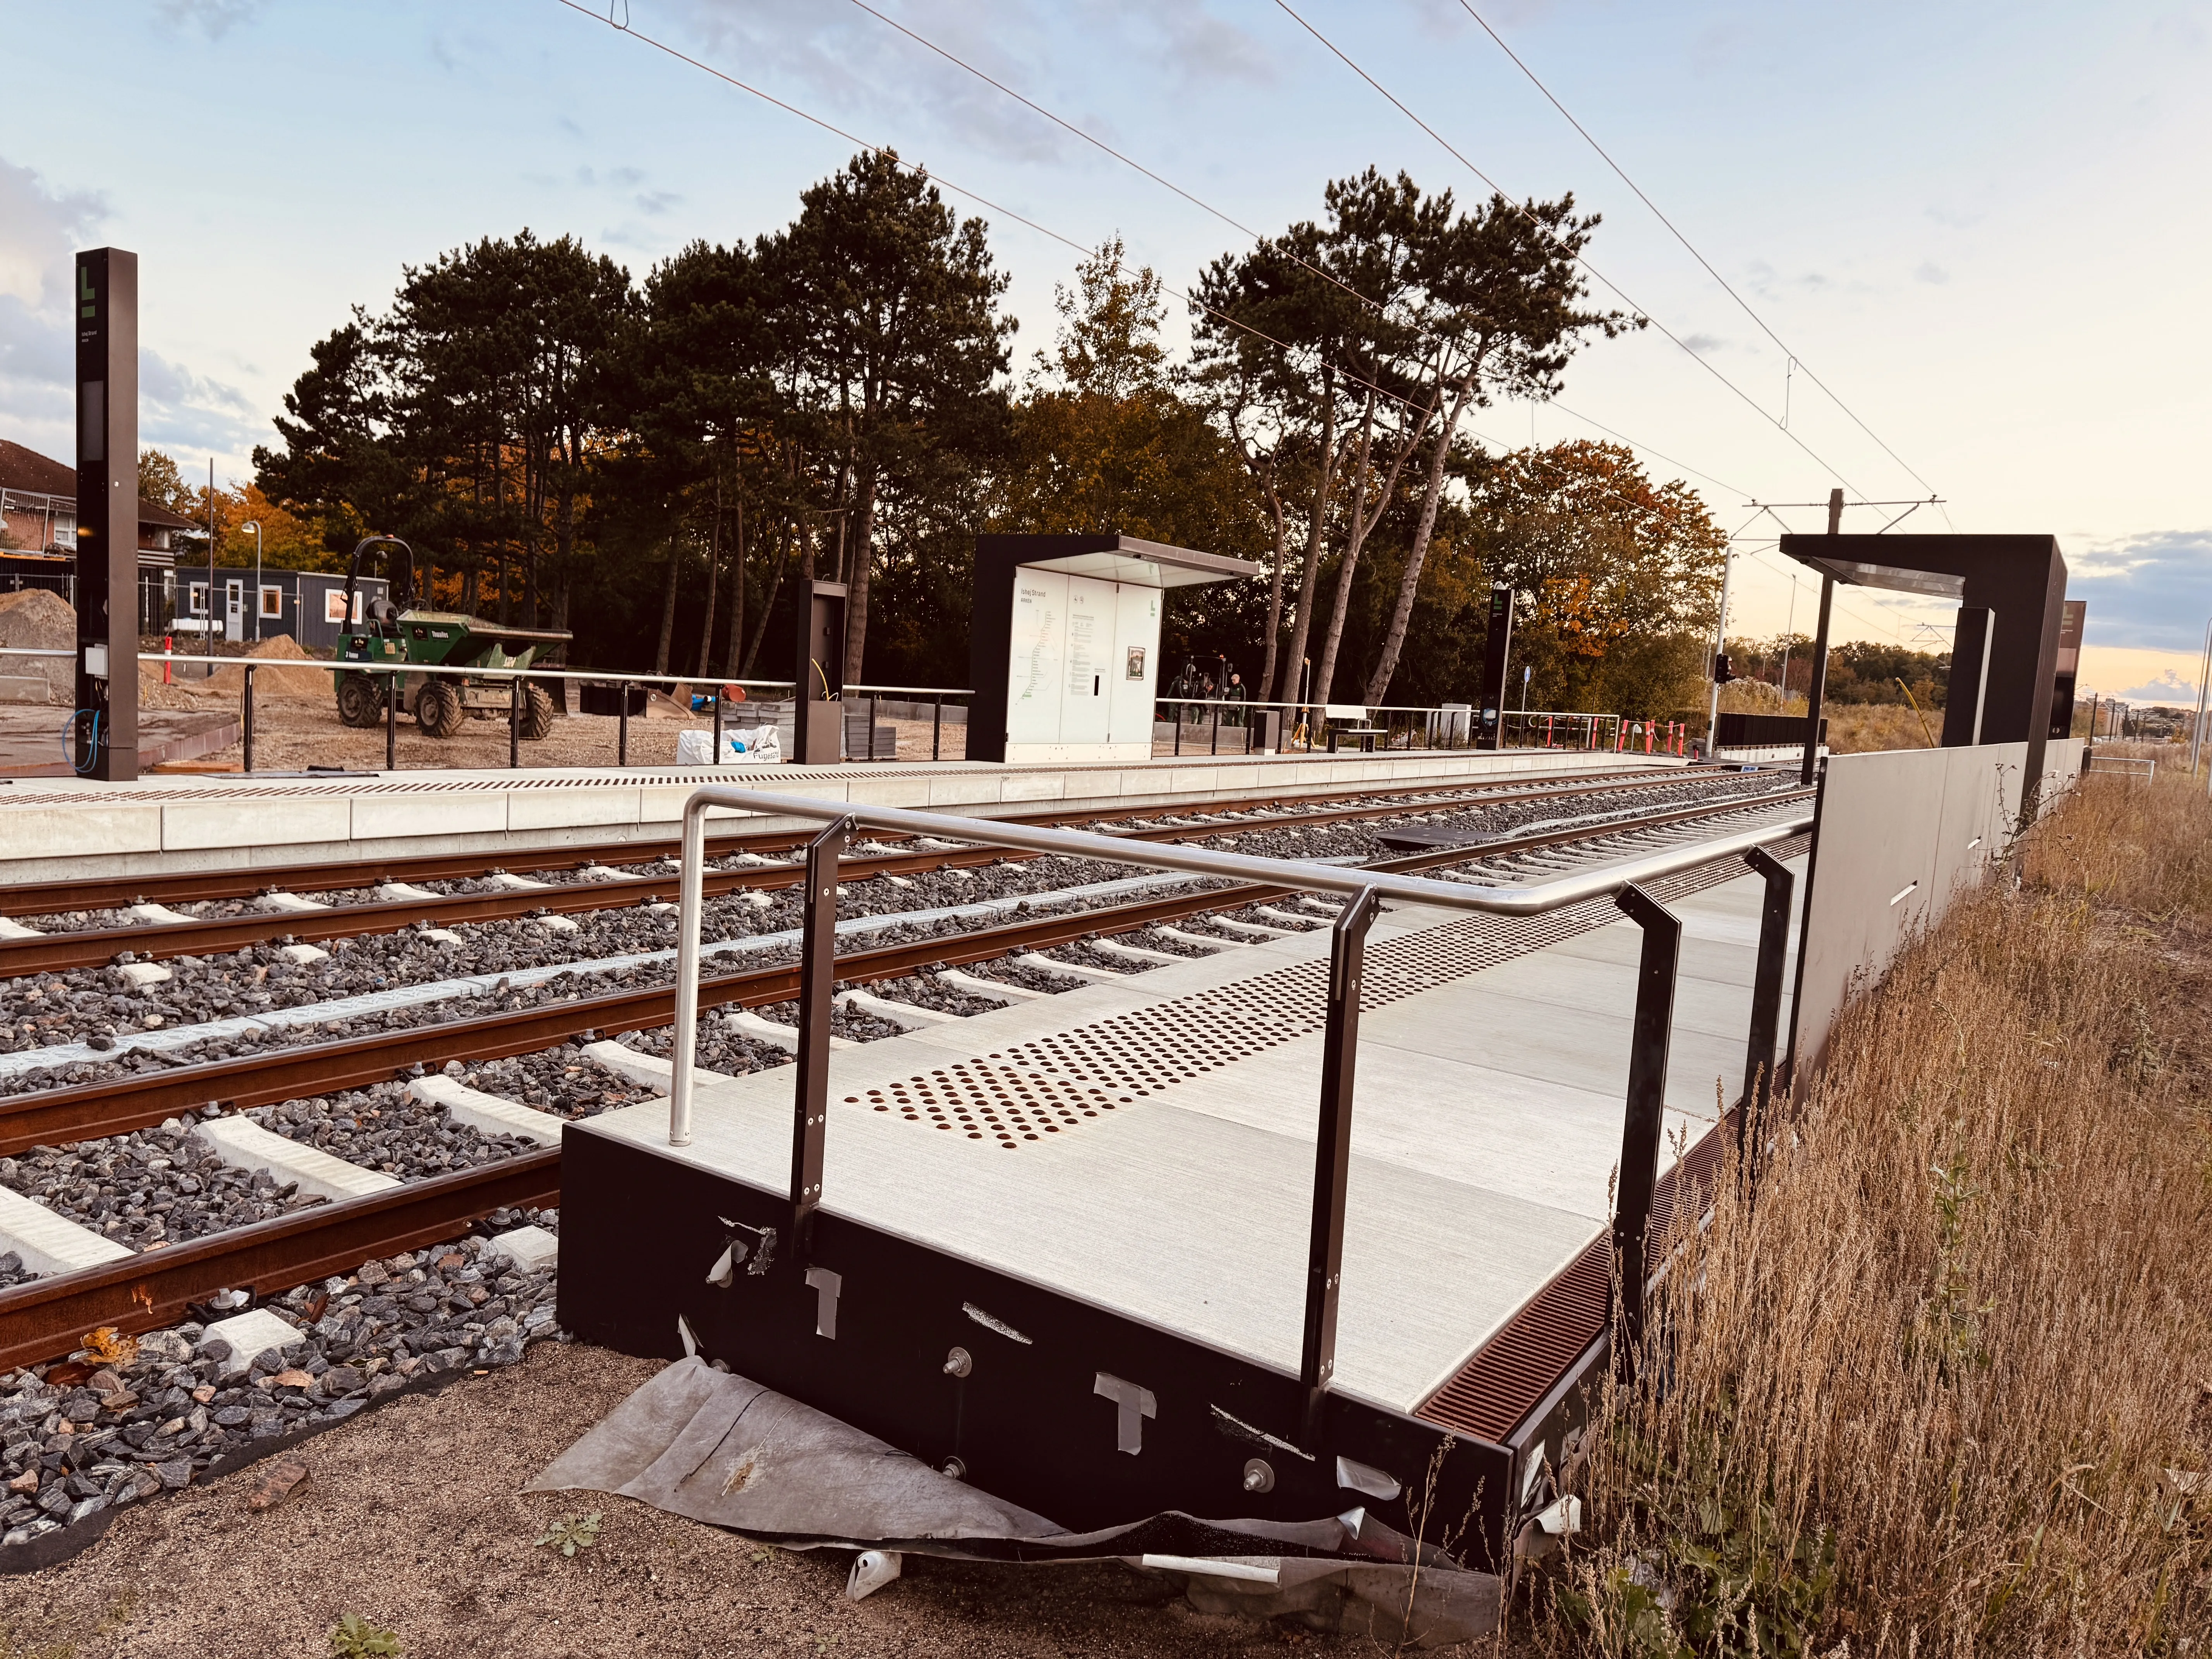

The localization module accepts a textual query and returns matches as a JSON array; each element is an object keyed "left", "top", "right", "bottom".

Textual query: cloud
[
  {"left": 666, "top": 0, "right": 1272, "bottom": 167},
  {"left": 0, "top": 158, "right": 106, "bottom": 445},
  {"left": 0, "top": 158, "right": 105, "bottom": 311},
  {"left": 2117, "top": 670, "right": 2197, "bottom": 704},
  {"left": 2068, "top": 529, "right": 2212, "bottom": 653},
  {"left": 1680, "top": 332, "right": 1728, "bottom": 353},
  {"left": 0, "top": 152, "right": 260, "bottom": 467},
  {"left": 1914, "top": 261, "right": 1948, "bottom": 285},
  {"left": 155, "top": 0, "right": 266, "bottom": 38}
]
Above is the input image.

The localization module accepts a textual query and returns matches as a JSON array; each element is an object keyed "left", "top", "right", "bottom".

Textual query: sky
[{"left": 3, "top": 0, "right": 2208, "bottom": 703}]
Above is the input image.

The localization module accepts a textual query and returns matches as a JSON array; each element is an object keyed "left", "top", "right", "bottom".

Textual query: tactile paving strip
[
  {"left": 851, "top": 1060, "right": 1136, "bottom": 1149},
  {"left": 852, "top": 833, "right": 1809, "bottom": 1149}
]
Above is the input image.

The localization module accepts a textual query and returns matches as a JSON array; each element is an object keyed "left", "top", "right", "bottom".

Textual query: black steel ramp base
[{"left": 557, "top": 1128, "right": 1511, "bottom": 1568}]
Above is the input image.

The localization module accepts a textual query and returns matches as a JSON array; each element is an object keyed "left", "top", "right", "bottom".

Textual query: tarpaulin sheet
[{"left": 530, "top": 1358, "right": 1499, "bottom": 1646}]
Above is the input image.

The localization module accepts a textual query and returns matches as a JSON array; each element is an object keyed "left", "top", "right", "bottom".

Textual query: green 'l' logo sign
[{"left": 79, "top": 264, "right": 95, "bottom": 321}]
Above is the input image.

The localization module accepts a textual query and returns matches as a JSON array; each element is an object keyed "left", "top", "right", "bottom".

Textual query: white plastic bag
[
  {"left": 729, "top": 724, "right": 781, "bottom": 763},
  {"left": 678, "top": 725, "right": 782, "bottom": 766}
]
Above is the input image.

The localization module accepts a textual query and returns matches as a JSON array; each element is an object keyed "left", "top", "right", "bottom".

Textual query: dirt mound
[
  {"left": 202, "top": 634, "right": 335, "bottom": 699},
  {"left": 0, "top": 588, "right": 73, "bottom": 704}
]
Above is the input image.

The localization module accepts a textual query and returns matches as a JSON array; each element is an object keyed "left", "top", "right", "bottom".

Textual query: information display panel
[
  {"left": 1058, "top": 575, "right": 1116, "bottom": 745},
  {"left": 1005, "top": 569, "right": 1069, "bottom": 745}
]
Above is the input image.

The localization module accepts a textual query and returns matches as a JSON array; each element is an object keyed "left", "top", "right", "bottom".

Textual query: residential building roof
[{"left": 0, "top": 438, "right": 204, "bottom": 532}]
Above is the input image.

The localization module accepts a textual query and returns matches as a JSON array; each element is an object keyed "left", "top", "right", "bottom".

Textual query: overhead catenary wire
[
  {"left": 836, "top": 0, "right": 1385, "bottom": 318},
  {"left": 1268, "top": 0, "right": 1875, "bottom": 502},
  {"left": 1449, "top": 0, "right": 1940, "bottom": 499}
]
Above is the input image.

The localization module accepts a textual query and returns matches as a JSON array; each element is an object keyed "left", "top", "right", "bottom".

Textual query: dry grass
[
  {"left": 1716, "top": 683, "right": 1937, "bottom": 754},
  {"left": 1531, "top": 765, "right": 2212, "bottom": 1656}
]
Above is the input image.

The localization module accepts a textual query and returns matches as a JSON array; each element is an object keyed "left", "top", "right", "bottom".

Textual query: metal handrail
[{"left": 665, "top": 783, "right": 1812, "bottom": 1144}]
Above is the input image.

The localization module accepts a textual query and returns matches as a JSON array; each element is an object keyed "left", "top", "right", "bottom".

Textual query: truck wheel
[
  {"left": 416, "top": 679, "right": 465, "bottom": 739},
  {"left": 520, "top": 684, "right": 556, "bottom": 741},
  {"left": 335, "top": 675, "right": 384, "bottom": 729}
]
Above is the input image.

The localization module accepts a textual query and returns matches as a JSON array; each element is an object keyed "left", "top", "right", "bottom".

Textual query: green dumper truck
[{"left": 330, "top": 536, "right": 570, "bottom": 739}]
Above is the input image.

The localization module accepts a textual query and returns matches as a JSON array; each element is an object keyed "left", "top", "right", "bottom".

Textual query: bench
[{"left": 1321, "top": 703, "right": 1382, "bottom": 753}]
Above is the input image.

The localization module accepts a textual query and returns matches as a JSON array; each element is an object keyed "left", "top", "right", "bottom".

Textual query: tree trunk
[
  {"left": 1315, "top": 383, "right": 1440, "bottom": 706},
  {"left": 696, "top": 491, "right": 721, "bottom": 681},
  {"left": 654, "top": 543, "right": 680, "bottom": 676},
  {"left": 1311, "top": 394, "right": 1377, "bottom": 705},
  {"left": 1275, "top": 372, "right": 1339, "bottom": 705},
  {"left": 723, "top": 500, "right": 745, "bottom": 681},
  {"left": 743, "top": 522, "right": 793, "bottom": 677},
  {"left": 461, "top": 558, "right": 479, "bottom": 617},
  {"left": 1257, "top": 477, "right": 1288, "bottom": 705},
  {"left": 842, "top": 464, "right": 879, "bottom": 684},
  {"left": 1365, "top": 377, "right": 1476, "bottom": 705}
]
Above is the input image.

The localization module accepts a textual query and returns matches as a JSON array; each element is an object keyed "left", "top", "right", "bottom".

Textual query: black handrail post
[
  {"left": 1210, "top": 699, "right": 1221, "bottom": 756},
  {"left": 385, "top": 668, "right": 397, "bottom": 771},
  {"left": 509, "top": 673, "right": 521, "bottom": 769},
  {"left": 1611, "top": 882, "right": 1681, "bottom": 1375},
  {"left": 1739, "top": 847, "right": 1796, "bottom": 1185},
  {"left": 1300, "top": 885, "right": 1381, "bottom": 1448},
  {"left": 871, "top": 694, "right": 880, "bottom": 761},
  {"left": 931, "top": 695, "right": 943, "bottom": 761},
  {"left": 242, "top": 663, "right": 256, "bottom": 775},
  {"left": 712, "top": 687, "right": 725, "bottom": 766},
  {"left": 1174, "top": 704, "right": 1183, "bottom": 756},
  {"left": 790, "top": 814, "right": 852, "bottom": 1263},
  {"left": 617, "top": 680, "right": 630, "bottom": 767}
]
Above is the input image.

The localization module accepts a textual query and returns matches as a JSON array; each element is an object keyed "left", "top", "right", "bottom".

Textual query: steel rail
[
  {"left": 0, "top": 1149, "right": 562, "bottom": 1373},
  {"left": 0, "top": 767, "right": 1692, "bottom": 917},
  {"left": 668, "top": 787, "right": 1816, "bottom": 1140},
  {"left": 0, "top": 792, "right": 1805, "bottom": 1157},
  {"left": 0, "top": 771, "right": 1775, "bottom": 976}
]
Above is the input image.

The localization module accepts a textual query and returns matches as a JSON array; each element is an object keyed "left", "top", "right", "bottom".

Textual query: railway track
[
  {"left": 0, "top": 767, "right": 1775, "bottom": 977},
  {"left": 0, "top": 786, "right": 1809, "bottom": 1377}
]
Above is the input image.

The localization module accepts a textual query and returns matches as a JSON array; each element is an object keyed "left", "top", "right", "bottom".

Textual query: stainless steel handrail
[{"left": 665, "top": 783, "right": 1813, "bottom": 1144}]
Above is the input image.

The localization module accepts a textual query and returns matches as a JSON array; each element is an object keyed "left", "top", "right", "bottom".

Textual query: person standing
[{"left": 1223, "top": 671, "right": 1248, "bottom": 728}]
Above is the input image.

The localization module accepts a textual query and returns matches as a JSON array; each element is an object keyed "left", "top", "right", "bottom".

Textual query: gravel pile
[
  {"left": 250, "top": 1090, "right": 536, "bottom": 1180},
  {"left": 613, "top": 1024, "right": 794, "bottom": 1077},
  {"left": 0, "top": 1218, "right": 560, "bottom": 1550},
  {"left": 942, "top": 957, "right": 1086, "bottom": 995},
  {"left": 1120, "top": 927, "right": 1216, "bottom": 960},
  {"left": 1042, "top": 941, "right": 1164, "bottom": 975},
  {"left": 862, "top": 972, "right": 1013, "bottom": 1017},
  {"left": 459, "top": 1047, "right": 663, "bottom": 1120},
  {"left": 0, "top": 1127, "right": 327, "bottom": 1250}
]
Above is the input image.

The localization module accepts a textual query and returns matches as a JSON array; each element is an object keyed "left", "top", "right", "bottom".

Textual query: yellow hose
[{"left": 1896, "top": 678, "right": 1936, "bottom": 747}]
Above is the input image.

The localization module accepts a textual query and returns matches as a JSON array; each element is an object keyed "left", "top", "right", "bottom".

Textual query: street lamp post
[{"left": 241, "top": 521, "right": 262, "bottom": 642}]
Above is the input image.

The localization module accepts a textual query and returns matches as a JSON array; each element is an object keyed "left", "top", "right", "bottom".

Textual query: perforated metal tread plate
[{"left": 846, "top": 834, "right": 1809, "bottom": 1150}]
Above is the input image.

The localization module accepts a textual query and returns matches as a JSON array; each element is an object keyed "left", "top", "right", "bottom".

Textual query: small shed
[{"left": 178, "top": 568, "right": 387, "bottom": 652}]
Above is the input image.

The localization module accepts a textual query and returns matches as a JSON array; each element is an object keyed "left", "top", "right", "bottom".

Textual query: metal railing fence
[
  {"left": 0, "top": 646, "right": 975, "bottom": 772},
  {"left": 1152, "top": 696, "right": 1633, "bottom": 757}
]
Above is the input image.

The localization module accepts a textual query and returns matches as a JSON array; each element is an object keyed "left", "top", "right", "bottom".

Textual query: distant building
[
  {"left": 0, "top": 438, "right": 202, "bottom": 633},
  {"left": 179, "top": 565, "right": 387, "bottom": 654}
]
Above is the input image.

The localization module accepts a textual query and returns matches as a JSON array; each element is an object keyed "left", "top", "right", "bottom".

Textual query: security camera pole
[{"left": 73, "top": 247, "right": 139, "bottom": 781}]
